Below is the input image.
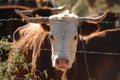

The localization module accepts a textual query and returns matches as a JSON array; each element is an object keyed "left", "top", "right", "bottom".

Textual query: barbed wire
[
  {"left": 0, "top": 17, "right": 120, "bottom": 80},
  {"left": 0, "top": 18, "right": 119, "bottom": 23},
  {"left": 12, "top": 47, "right": 120, "bottom": 56},
  {"left": 0, "top": 17, "right": 120, "bottom": 55},
  {"left": 0, "top": 18, "right": 22, "bottom": 22}
]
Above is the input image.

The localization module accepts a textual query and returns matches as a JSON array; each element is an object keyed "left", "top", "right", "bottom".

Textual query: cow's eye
[
  {"left": 74, "top": 35, "right": 78, "bottom": 40},
  {"left": 49, "top": 35, "right": 54, "bottom": 40}
]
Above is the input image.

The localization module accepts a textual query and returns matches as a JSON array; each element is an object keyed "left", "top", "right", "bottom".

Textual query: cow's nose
[{"left": 55, "top": 58, "right": 69, "bottom": 69}]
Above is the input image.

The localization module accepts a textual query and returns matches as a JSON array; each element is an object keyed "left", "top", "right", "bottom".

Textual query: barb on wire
[{"left": 0, "top": 18, "right": 22, "bottom": 21}]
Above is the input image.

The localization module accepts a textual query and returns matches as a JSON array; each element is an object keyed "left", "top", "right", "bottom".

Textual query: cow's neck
[{"left": 61, "top": 70, "right": 68, "bottom": 80}]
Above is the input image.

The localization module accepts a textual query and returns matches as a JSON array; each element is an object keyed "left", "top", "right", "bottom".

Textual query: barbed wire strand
[
  {"left": 0, "top": 18, "right": 119, "bottom": 23},
  {"left": 7, "top": 47, "right": 120, "bottom": 55},
  {"left": 0, "top": 18, "right": 21, "bottom": 22}
]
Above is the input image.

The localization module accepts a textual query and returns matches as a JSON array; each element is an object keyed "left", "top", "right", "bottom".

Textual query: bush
[{"left": 0, "top": 36, "right": 31, "bottom": 79}]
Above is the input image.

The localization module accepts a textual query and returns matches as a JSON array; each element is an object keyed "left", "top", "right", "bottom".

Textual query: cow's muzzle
[{"left": 55, "top": 58, "right": 69, "bottom": 70}]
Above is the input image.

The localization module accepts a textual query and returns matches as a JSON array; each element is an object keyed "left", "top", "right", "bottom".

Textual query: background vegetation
[{"left": 55, "top": 0, "right": 120, "bottom": 16}]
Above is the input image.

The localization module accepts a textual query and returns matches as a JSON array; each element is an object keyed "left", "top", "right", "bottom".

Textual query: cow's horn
[
  {"left": 15, "top": 9, "right": 49, "bottom": 23},
  {"left": 78, "top": 10, "right": 110, "bottom": 22}
]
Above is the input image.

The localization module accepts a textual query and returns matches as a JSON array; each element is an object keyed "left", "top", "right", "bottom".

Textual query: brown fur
[
  {"left": 77, "top": 28, "right": 120, "bottom": 80},
  {"left": 8, "top": 23, "right": 49, "bottom": 78}
]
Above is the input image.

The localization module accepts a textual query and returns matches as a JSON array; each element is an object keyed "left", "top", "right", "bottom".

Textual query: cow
[
  {"left": 8, "top": 9, "right": 118, "bottom": 80},
  {"left": 98, "top": 11, "right": 120, "bottom": 31}
]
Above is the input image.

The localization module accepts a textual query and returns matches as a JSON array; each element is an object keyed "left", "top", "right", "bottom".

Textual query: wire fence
[
  {"left": 0, "top": 18, "right": 22, "bottom": 22},
  {"left": 0, "top": 17, "right": 120, "bottom": 56},
  {"left": 0, "top": 17, "right": 119, "bottom": 23},
  {"left": 13, "top": 47, "right": 120, "bottom": 56},
  {"left": 0, "top": 18, "right": 120, "bottom": 80}
]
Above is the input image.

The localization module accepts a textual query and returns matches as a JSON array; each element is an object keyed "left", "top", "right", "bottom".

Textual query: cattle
[
  {"left": 8, "top": 9, "right": 118, "bottom": 80},
  {"left": 98, "top": 11, "right": 120, "bottom": 31}
]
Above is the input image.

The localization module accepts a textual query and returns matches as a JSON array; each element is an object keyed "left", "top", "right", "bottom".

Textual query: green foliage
[
  {"left": 0, "top": 36, "right": 12, "bottom": 54},
  {"left": 0, "top": 36, "right": 31, "bottom": 79},
  {"left": 77, "top": 0, "right": 89, "bottom": 16},
  {"left": 0, "top": 36, "right": 49, "bottom": 79},
  {"left": 56, "top": 0, "right": 120, "bottom": 16}
]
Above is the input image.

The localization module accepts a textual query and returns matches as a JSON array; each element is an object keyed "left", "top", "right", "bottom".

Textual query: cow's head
[{"left": 16, "top": 9, "right": 109, "bottom": 77}]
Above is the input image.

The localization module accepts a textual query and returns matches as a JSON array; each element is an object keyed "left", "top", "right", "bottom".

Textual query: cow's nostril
[{"left": 65, "top": 59, "right": 69, "bottom": 64}]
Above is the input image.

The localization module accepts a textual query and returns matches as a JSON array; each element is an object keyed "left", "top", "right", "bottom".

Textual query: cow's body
[
  {"left": 77, "top": 28, "right": 120, "bottom": 80},
  {"left": 10, "top": 10, "right": 120, "bottom": 80}
]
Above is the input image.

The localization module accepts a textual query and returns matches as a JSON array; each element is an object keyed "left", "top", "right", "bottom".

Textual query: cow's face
[{"left": 49, "top": 12, "right": 79, "bottom": 71}]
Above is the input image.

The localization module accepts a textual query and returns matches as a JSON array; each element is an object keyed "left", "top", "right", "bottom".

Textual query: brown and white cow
[{"left": 10, "top": 10, "right": 111, "bottom": 80}]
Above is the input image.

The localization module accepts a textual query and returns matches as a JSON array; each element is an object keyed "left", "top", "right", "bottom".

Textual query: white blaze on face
[{"left": 49, "top": 10, "right": 79, "bottom": 72}]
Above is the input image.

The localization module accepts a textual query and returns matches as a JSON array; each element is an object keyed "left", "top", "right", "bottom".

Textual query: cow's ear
[
  {"left": 41, "top": 24, "right": 50, "bottom": 32},
  {"left": 78, "top": 21, "right": 100, "bottom": 36}
]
